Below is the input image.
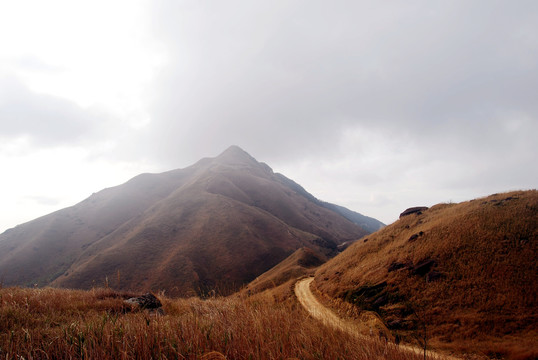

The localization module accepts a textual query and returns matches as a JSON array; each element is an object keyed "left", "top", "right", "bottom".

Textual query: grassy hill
[
  {"left": 314, "top": 190, "right": 538, "bottom": 359},
  {"left": 243, "top": 247, "right": 327, "bottom": 298}
]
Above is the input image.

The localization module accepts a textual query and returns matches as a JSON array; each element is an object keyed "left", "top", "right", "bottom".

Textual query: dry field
[{"left": 0, "top": 286, "right": 429, "bottom": 360}]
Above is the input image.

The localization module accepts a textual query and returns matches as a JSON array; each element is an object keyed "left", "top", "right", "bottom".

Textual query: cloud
[
  {"left": 1, "top": 1, "right": 536, "bottom": 228},
  {"left": 141, "top": 1, "right": 537, "bottom": 166},
  {"left": 24, "top": 195, "right": 62, "bottom": 207},
  {"left": 133, "top": 0, "right": 538, "bottom": 222},
  {"left": 15, "top": 55, "right": 64, "bottom": 73},
  {"left": 0, "top": 76, "right": 112, "bottom": 146}
]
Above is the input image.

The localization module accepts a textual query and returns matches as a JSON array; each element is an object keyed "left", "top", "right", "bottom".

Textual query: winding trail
[
  {"left": 295, "top": 277, "right": 362, "bottom": 337},
  {"left": 295, "top": 277, "right": 460, "bottom": 360}
]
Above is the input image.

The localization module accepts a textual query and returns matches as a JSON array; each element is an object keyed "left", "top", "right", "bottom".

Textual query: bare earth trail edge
[{"left": 294, "top": 277, "right": 461, "bottom": 360}]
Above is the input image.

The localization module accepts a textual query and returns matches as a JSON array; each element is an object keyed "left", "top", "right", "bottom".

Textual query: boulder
[
  {"left": 426, "top": 270, "right": 444, "bottom": 282},
  {"left": 407, "top": 231, "right": 424, "bottom": 242},
  {"left": 124, "top": 292, "right": 162, "bottom": 310},
  {"left": 399, "top": 207, "right": 428, "bottom": 218},
  {"left": 387, "top": 261, "right": 407, "bottom": 272},
  {"left": 408, "top": 234, "right": 419, "bottom": 242},
  {"left": 412, "top": 259, "right": 437, "bottom": 276}
]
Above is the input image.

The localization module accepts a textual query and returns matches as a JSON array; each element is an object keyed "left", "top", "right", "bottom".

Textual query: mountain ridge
[{"left": 0, "top": 146, "right": 381, "bottom": 296}]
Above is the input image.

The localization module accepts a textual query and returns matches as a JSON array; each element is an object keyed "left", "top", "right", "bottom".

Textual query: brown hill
[
  {"left": 314, "top": 190, "right": 538, "bottom": 359},
  {"left": 244, "top": 247, "right": 327, "bottom": 296},
  {"left": 0, "top": 146, "right": 376, "bottom": 296}
]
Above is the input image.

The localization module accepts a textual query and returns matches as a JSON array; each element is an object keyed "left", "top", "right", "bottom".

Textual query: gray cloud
[
  {"left": 24, "top": 195, "right": 61, "bottom": 207},
  {"left": 0, "top": 76, "right": 112, "bottom": 146},
  {"left": 15, "top": 55, "right": 64, "bottom": 73},
  {"left": 2, "top": 1, "right": 536, "bottom": 226},
  {"left": 125, "top": 0, "right": 538, "bottom": 222},
  {"left": 141, "top": 1, "right": 537, "bottom": 166}
]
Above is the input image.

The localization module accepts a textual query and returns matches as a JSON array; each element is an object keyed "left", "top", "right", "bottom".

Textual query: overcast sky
[{"left": 1, "top": 0, "right": 537, "bottom": 233}]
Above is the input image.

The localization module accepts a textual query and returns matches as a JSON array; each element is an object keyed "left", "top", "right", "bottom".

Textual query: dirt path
[
  {"left": 294, "top": 277, "right": 362, "bottom": 336},
  {"left": 295, "top": 277, "right": 460, "bottom": 360}
]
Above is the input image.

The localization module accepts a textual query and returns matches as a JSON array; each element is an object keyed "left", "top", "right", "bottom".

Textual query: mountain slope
[
  {"left": 314, "top": 190, "right": 538, "bottom": 359},
  {"left": 0, "top": 146, "right": 375, "bottom": 296},
  {"left": 244, "top": 247, "right": 327, "bottom": 296},
  {"left": 272, "top": 173, "right": 384, "bottom": 233}
]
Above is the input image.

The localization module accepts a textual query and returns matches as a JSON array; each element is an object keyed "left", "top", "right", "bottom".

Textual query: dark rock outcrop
[
  {"left": 344, "top": 281, "right": 401, "bottom": 311},
  {"left": 412, "top": 259, "right": 437, "bottom": 276},
  {"left": 388, "top": 261, "right": 408, "bottom": 272},
  {"left": 399, "top": 207, "right": 428, "bottom": 218},
  {"left": 408, "top": 234, "right": 419, "bottom": 242},
  {"left": 426, "top": 270, "right": 444, "bottom": 282},
  {"left": 124, "top": 293, "right": 162, "bottom": 310},
  {"left": 407, "top": 231, "right": 424, "bottom": 242}
]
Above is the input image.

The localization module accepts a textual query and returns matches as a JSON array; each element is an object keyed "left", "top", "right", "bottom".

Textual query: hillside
[
  {"left": 314, "top": 190, "right": 538, "bottom": 360},
  {"left": 0, "top": 146, "right": 377, "bottom": 296},
  {"left": 243, "top": 247, "right": 327, "bottom": 296}
]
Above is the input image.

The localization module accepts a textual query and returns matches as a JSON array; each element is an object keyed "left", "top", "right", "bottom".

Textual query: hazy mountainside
[
  {"left": 0, "top": 146, "right": 374, "bottom": 296},
  {"left": 273, "top": 174, "right": 384, "bottom": 233},
  {"left": 244, "top": 247, "right": 327, "bottom": 296},
  {"left": 314, "top": 190, "right": 538, "bottom": 360},
  {"left": 319, "top": 202, "right": 384, "bottom": 234}
]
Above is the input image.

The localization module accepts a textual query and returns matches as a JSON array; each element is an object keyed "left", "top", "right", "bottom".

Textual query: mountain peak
[
  {"left": 215, "top": 145, "right": 258, "bottom": 165},
  {"left": 220, "top": 145, "right": 250, "bottom": 157}
]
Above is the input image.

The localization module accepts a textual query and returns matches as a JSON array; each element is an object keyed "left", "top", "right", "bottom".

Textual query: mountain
[
  {"left": 0, "top": 146, "right": 377, "bottom": 296},
  {"left": 314, "top": 190, "right": 538, "bottom": 359},
  {"left": 271, "top": 174, "right": 384, "bottom": 233}
]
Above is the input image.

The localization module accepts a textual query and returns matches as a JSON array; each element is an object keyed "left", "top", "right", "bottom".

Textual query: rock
[
  {"left": 408, "top": 231, "right": 425, "bottom": 242},
  {"left": 387, "top": 319, "right": 403, "bottom": 329},
  {"left": 387, "top": 261, "right": 407, "bottom": 272},
  {"left": 372, "top": 294, "right": 389, "bottom": 307},
  {"left": 124, "top": 292, "right": 163, "bottom": 310},
  {"left": 412, "top": 259, "right": 437, "bottom": 276},
  {"left": 399, "top": 207, "right": 428, "bottom": 218},
  {"left": 350, "top": 282, "right": 388, "bottom": 307},
  {"left": 408, "top": 234, "right": 419, "bottom": 242},
  {"left": 426, "top": 270, "right": 444, "bottom": 282}
]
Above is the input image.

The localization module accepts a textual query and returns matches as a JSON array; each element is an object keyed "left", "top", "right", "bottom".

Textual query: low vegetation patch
[{"left": 1, "top": 286, "right": 428, "bottom": 359}]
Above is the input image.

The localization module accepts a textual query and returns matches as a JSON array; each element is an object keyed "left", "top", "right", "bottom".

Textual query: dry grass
[
  {"left": 243, "top": 247, "right": 327, "bottom": 296},
  {"left": 314, "top": 190, "right": 538, "bottom": 360},
  {"left": 0, "top": 286, "right": 435, "bottom": 359}
]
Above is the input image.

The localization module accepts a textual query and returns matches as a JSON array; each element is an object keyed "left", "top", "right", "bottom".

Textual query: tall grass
[{"left": 0, "top": 286, "right": 428, "bottom": 359}]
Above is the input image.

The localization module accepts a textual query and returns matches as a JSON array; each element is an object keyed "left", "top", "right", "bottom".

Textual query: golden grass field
[{"left": 0, "top": 286, "right": 431, "bottom": 360}]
